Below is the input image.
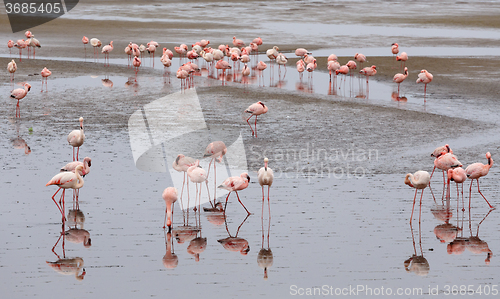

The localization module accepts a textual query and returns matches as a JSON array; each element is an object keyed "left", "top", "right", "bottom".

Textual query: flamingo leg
[
  {"left": 254, "top": 115, "right": 258, "bottom": 138},
  {"left": 468, "top": 180, "right": 473, "bottom": 210},
  {"left": 476, "top": 179, "right": 494, "bottom": 209},
  {"left": 268, "top": 185, "right": 271, "bottom": 218},
  {"left": 235, "top": 191, "right": 251, "bottom": 215},
  {"left": 51, "top": 187, "right": 64, "bottom": 217},
  {"left": 418, "top": 189, "right": 424, "bottom": 224},
  {"left": 223, "top": 192, "right": 232, "bottom": 212},
  {"left": 409, "top": 189, "right": 418, "bottom": 224},
  {"left": 261, "top": 186, "right": 265, "bottom": 219},
  {"left": 246, "top": 115, "right": 255, "bottom": 136}
]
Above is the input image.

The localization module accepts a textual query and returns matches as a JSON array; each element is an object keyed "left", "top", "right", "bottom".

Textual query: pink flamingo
[
  {"left": 396, "top": 52, "right": 408, "bottom": 69},
  {"left": 359, "top": 65, "right": 377, "bottom": 83},
  {"left": 393, "top": 67, "right": 408, "bottom": 96},
  {"left": 7, "top": 59, "right": 17, "bottom": 84},
  {"left": 25, "top": 31, "right": 33, "bottom": 39},
  {"left": 405, "top": 170, "right": 430, "bottom": 224},
  {"left": 46, "top": 165, "right": 85, "bottom": 222},
  {"left": 124, "top": 43, "right": 132, "bottom": 67},
  {"left": 10, "top": 82, "right": 31, "bottom": 118},
  {"left": 391, "top": 42, "right": 399, "bottom": 57},
  {"left": 67, "top": 117, "right": 85, "bottom": 161},
  {"left": 82, "top": 36, "right": 89, "bottom": 57},
  {"left": 147, "top": 42, "right": 156, "bottom": 66},
  {"left": 328, "top": 54, "right": 338, "bottom": 62},
  {"left": 173, "top": 154, "right": 197, "bottom": 210},
  {"left": 8, "top": 40, "right": 14, "bottom": 56},
  {"left": 174, "top": 44, "right": 188, "bottom": 59},
  {"left": 245, "top": 101, "right": 268, "bottom": 137},
  {"left": 327, "top": 60, "right": 340, "bottom": 82},
  {"left": 219, "top": 172, "right": 251, "bottom": 214},
  {"left": 27, "top": 36, "right": 41, "bottom": 59},
  {"left": 256, "top": 61, "right": 267, "bottom": 85},
  {"left": 295, "top": 48, "right": 310, "bottom": 58},
  {"left": 233, "top": 36, "right": 245, "bottom": 47},
  {"left": 416, "top": 69, "right": 433, "bottom": 100},
  {"left": 61, "top": 157, "right": 92, "bottom": 177},
  {"left": 101, "top": 41, "right": 113, "bottom": 66},
  {"left": 306, "top": 59, "right": 317, "bottom": 81},
  {"left": 258, "top": 157, "right": 274, "bottom": 216},
  {"left": 162, "top": 187, "right": 178, "bottom": 231},
  {"left": 133, "top": 56, "right": 141, "bottom": 82},
  {"left": 41, "top": 67, "right": 52, "bottom": 92},
  {"left": 354, "top": 53, "right": 366, "bottom": 69},
  {"left": 346, "top": 60, "right": 357, "bottom": 76},
  {"left": 431, "top": 144, "right": 453, "bottom": 158},
  {"left": 465, "top": 152, "right": 494, "bottom": 209},
  {"left": 241, "top": 63, "right": 250, "bottom": 85},
  {"left": 297, "top": 59, "right": 305, "bottom": 80},
  {"left": 447, "top": 167, "right": 467, "bottom": 211},
  {"left": 187, "top": 160, "right": 208, "bottom": 210},
  {"left": 253, "top": 37, "right": 263, "bottom": 46},
  {"left": 431, "top": 152, "right": 462, "bottom": 189},
  {"left": 215, "top": 60, "right": 231, "bottom": 83},
  {"left": 14, "top": 39, "right": 26, "bottom": 61},
  {"left": 176, "top": 68, "right": 189, "bottom": 89},
  {"left": 336, "top": 65, "right": 349, "bottom": 88}
]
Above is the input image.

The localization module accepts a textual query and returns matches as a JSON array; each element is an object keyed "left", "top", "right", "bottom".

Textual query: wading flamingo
[
  {"left": 46, "top": 164, "right": 85, "bottom": 221},
  {"left": 11, "top": 82, "right": 31, "bottom": 118},
  {"left": 82, "top": 36, "right": 89, "bottom": 57},
  {"left": 101, "top": 41, "right": 113, "bottom": 66},
  {"left": 465, "top": 152, "right": 494, "bottom": 209},
  {"left": 416, "top": 69, "right": 433, "bottom": 100},
  {"left": 173, "top": 154, "right": 197, "bottom": 210},
  {"left": 391, "top": 43, "right": 399, "bottom": 57},
  {"left": 258, "top": 157, "right": 273, "bottom": 216},
  {"left": 67, "top": 117, "right": 85, "bottom": 161},
  {"left": 133, "top": 56, "right": 141, "bottom": 82},
  {"left": 431, "top": 152, "right": 462, "bottom": 185},
  {"left": 219, "top": 172, "right": 251, "bottom": 214},
  {"left": 41, "top": 67, "right": 52, "bottom": 92},
  {"left": 90, "top": 38, "right": 102, "bottom": 60},
  {"left": 61, "top": 157, "right": 92, "bottom": 177},
  {"left": 7, "top": 59, "right": 17, "bottom": 83},
  {"left": 396, "top": 52, "right": 408, "bottom": 69},
  {"left": 204, "top": 141, "right": 227, "bottom": 205},
  {"left": 393, "top": 67, "right": 408, "bottom": 96},
  {"left": 233, "top": 36, "right": 245, "bottom": 47},
  {"left": 187, "top": 160, "right": 208, "bottom": 210},
  {"left": 163, "top": 187, "right": 178, "bottom": 231},
  {"left": 8, "top": 40, "right": 14, "bottom": 56},
  {"left": 447, "top": 167, "right": 467, "bottom": 211},
  {"left": 405, "top": 170, "right": 430, "bottom": 224}
]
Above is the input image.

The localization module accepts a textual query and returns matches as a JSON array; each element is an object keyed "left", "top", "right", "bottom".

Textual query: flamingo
[
  {"left": 90, "top": 38, "right": 102, "bottom": 60},
  {"left": 25, "top": 31, "right": 33, "bottom": 38},
  {"left": 336, "top": 65, "right": 349, "bottom": 87},
  {"left": 176, "top": 68, "right": 189, "bottom": 89},
  {"left": 405, "top": 170, "right": 430, "bottom": 224},
  {"left": 306, "top": 59, "right": 317, "bottom": 80},
  {"left": 138, "top": 44, "right": 146, "bottom": 58},
  {"left": 327, "top": 60, "right": 340, "bottom": 82},
  {"left": 245, "top": 101, "right": 268, "bottom": 137},
  {"left": 67, "top": 117, "right": 85, "bottom": 161},
  {"left": 258, "top": 157, "right": 273, "bottom": 216},
  {"left": 276, "top": 53, "right": 288, "bottom": 75},
  {"left": 328, "top": 54, "right": 338, "bottom": 62},
  {"left": 393, "top": 67, "right": 408, "bottom": 96},
  {"left": 7, "top": 59, "right": 17, "bottom": 83},
  {"left": 241, "top": 63, "right": 250, "bottom": 84},
  {"left": 215, "top": 60, "right": 231, "bottom": 83},
  {"left": 232, "top": 36, "right": 245, "bottom": 47},
  {"left": 354, "top": 53, "right": 366, "bottom": 69},
  {"left": 416, "top": 69, "right": 433, "bottom": 99},
  {"left": 8, "top": 40, "right": 14, "bottom": 56},
  {"left": 295, "top": 48, "right": 310, "bottom": 58},
  {"left": 391, "top": 42, "right": 399, "bottom": 57},
  {"left": 124, "top": 43, "right": 132, "bottom": 67},
  {"left": 163, "top": 187, "right": 178, "bottom": 231},
  {"left": 266, "top": 46, "right": 279, "bottom": 65},
  {"left": 101, "top": 41, "right": 113, "bottom": 66},
  {"left": 46, "top": 165, "right": 85, "bottom": 221},
  {"left": 219, "top": 172, "right": 251, "bottom": 214},
  {"left": 61, "top": 157, "right": 92, "bottom": 177},
  {"left": 431, "top": 152, "right": 462, "bottom": 191},
  {"left": 82, "top": 36, "right": 89, "bottom": 57},
  {"left": 41, "top": 67, "right": 52, "bottom": 92},
  {"left": 359, "top": 65, "right": 377, "bottom": 84},
  {"left": 174, "top": 44, "right": 188, "bottom": 59},
  {"left": 431, "top": 144, "right": 452, "bottom": 158},
  {"left": 147, "top": 42, "right": 156, "bottom": 66},
  {"left": 133, "top": 56, "right": 141, "bottom": 82},
  {"left": 10, "top": 82, "right": 31, "bottom": 118},
  {"left": 203, "top": 141, "right": 227, "bottom": 205},
  {"left": 187, "top": 160, "right": 208, "bottom": 210},
  {"left": 46, "top": 257, "right": 86, "bottom": 280},
  {"left": 14, "top": 39, "right": 26, "bottom": 61},
  {"left": 465, "top": 152, "right": 494, "bottom": 209},
  {"left": 172, "top": 154, "right": 196, "bottom": 210},
  {"left": 253, "top": 37, "right": 263, "bottom": 45},
  {"left": 447, "top": 167, "right": 467, "bottom": 211},
  {"left": 27, "top": 36, "right": 41, "bottom": 59},
  {"left": 396, "top": 52, "right": 408, "bottom": 69},
  {"left": 296, "top": 59, "right": 305, "bottom": 80}
]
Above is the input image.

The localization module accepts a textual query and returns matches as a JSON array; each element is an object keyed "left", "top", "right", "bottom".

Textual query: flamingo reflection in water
[
  {"left": 163, "top": 231, "right": 179, "bottom": 269},
  {"left": 405, "top": 221, "right": 430, "bottom": 276},
  {"left": 187, "top": 231, "right": 207, "bottom": 262},
  {"left": 47, "top": 225, "right": 86, "bottom": 280},
  {"left": 447, "top": 208, "right": 494, "bottom": 264},
  {"left": 218, "top": 214, "right": 250, "bottom": 255},
  {"left": 258, "top": 190, "right": 273, "bottom": 280}
]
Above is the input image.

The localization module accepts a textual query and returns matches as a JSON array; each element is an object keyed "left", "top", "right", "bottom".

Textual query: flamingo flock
[{"left": 405, "top": 144, "right": 494, "bottom": 225}]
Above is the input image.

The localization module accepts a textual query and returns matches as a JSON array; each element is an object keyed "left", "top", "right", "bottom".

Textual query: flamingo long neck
[{"left": 75, "top": 170, "right": 85, "bottom": 189}]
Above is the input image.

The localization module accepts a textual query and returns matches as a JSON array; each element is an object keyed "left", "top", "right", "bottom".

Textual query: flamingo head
[{"left": 404, "top": 173, "right": 414, "bottom": 188}]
